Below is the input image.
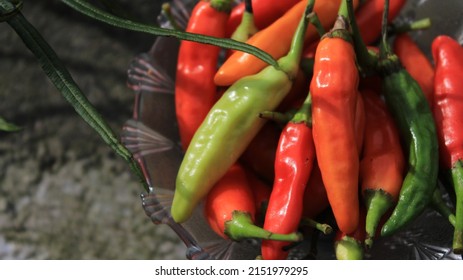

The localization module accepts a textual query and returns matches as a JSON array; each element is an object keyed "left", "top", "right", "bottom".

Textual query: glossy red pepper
[
  {"left": 226, "top": 0, "right": 302, "bottom": 36},
  {"left": 204, "top": 163, "right": 302, "bottom": 242},
  {"left": 261, "top": 92, "right": 315, "bottom": 260},
  {"left": 355, "top": 0, "right": 406, "bottom": 45},
  {"left": 359, "top": 88, "right": 405, "bottom": 248},
  {"left": 310, "top": 14, "right": 360, "bottom": 235},
  {"left": 431, "top": 35, "right": 463, "bottom": 254},
  {"left": 175, "top": 0, "right": 232, "bottom": 150},
  {"left": 394, "top": 33, "right": 434, "bottom": 109}
]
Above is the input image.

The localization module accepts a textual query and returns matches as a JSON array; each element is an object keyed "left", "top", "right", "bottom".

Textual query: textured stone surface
[{"left": 0, "top": 0, "right": 185, "bottom": 259}]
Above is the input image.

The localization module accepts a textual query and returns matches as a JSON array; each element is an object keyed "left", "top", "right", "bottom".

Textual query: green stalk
[
  {"left": 60, "top": 0, "right": 278, "bottom": 69},
  {"left": 0, "top": 0, "right": 149, "bottom": 191},
  {"left": 278, "top": 0, "right": 315, "bottom": 77},
  {"left": 363, "top": 189, "right": 394, "bottom": 248},
  {"left": 300, "top": 217, "right": 333, "bottom": 235},
  {"left": 335, "top": 236, "right": 364, "bottom": 260},
  {"left": 430, "top": 187, "right": 456, "bottom": 228},
  {"left": 231, "top": 0, "right": 258, "bottom": 42},
  {"left": 224, "top": 211, "right": 303, "bottom": 242},
  {"left": 451, "top": 160, "right": 463, "bottom": 254}
]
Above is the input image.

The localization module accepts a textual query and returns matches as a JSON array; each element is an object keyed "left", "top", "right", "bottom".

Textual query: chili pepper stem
[
  {"left": 431, "top": 187, "right": 456, "bottom": 228},
  {"left": 259, "top": 110, "right": 292, "bottom": 123},
  {"left": 224, "top": 211, "right": 303, "bottom": 242},
  {"left": 277, "top": 0, "right": 315, "bottom": 78},
  {"left": 364, "top": 189, "right": 393, "bottom": 248},
  {"left": 451, "top": 160, "right": 463, "bottom": 254},
  {"left": 301, "top": 217, "right": 333, "bottom": 235},
  {"left": 335, "top": 236, "right": 364, "bottom": 260},
  {"left": 231, "top": 0, "right": 258, "bottom": 42},
  {"left": 345, "top": 0, "right": 378, "bottom": 74},
  {"left": 209, "top": 0, "right": 233, "bottom": 13},
  {"left": 389, "top": 17, "right": 432, "bottom": 34}
]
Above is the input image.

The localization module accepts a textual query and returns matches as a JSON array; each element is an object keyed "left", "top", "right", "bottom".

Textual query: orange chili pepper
[
  {"left": 215, "top": 0, "right": 360, "bottom": 86},
  {"left": 310, "top": 15, "right": 360, "bottom": 235},
  {"left": 359, "top": 89, "right": 405, "bottom": 247},
  {"left": 393, "top": 33, "right": 434, "bottom": 109}
]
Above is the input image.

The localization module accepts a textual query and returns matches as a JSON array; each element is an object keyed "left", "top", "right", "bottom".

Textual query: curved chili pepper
[
  {"left": 205, "top": 163, "right": 302, "bottom": 242},
  {"left": 355, "top": 0, "right": 406, "bottom": 45},
  {"left": 226, "top": 0, "right": 301, "bottom": 36},
  {"left": 215, "top": 0, "right": 360, "bottom": 86},
  {"left": 334, "top": 207, "right": 366, "bottom": 260},
  {"left": 359, "top": 88, "right": 405, "bottom": 247},
  {"left": 175, "top": 0, "right": 232, "bottom": 150},
  {"left": 394, "top": 33, "right": 434, "bottom": 109},
  {"left": 377, "top": 0, "right": 438, "bottom": 237},
  {"left": 171, "top": 0, "right": 314, "bottom": 223},
  {"left": 261, "top": 92, "right": 316, "bottom": 260},
  {"left": 310, "top": 11, "right": 360, "bottom": 234},
  {"left": 431, "top": 35, "right": 463, "bottom": 253}
]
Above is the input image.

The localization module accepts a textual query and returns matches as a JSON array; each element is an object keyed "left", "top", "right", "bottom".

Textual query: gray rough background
[{"left": 0, "top": 0, "right": 185, "bottom": 259}]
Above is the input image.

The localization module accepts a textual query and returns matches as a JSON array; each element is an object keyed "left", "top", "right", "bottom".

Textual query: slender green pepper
[
  {"left": 376, "top": 0, "right": 438, "bottom": 236},
  {"left": 171, "top": 0, "right": 315, "bottom": 223}
]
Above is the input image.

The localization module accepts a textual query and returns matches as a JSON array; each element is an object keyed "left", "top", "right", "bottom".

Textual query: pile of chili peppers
[{"left": 166, "top": 0, "right": 463, "bottom": 259}]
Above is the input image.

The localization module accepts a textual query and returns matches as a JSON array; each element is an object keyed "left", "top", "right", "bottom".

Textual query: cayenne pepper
[
  {"left": 310, "top": 1, "right": 360, "bottom": 234},
  {"left": 431, "top": 35, "right": 463, "bottom": 253},
  {"left": 175, "top": 0, "right": 232, "bottom": 150},
  {"left": 376, "top": 0, "right": 438, "bottom": 236},
  {"left": 261, "top": 91, "right": 316, "bottom": 260}
]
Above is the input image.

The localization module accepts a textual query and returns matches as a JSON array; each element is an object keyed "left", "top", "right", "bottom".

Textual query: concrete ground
[{"left": 0, "top": 0, "right": 185, "bottom": 259}]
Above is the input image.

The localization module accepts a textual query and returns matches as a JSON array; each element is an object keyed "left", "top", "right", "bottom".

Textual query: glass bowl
[{"left": 121, "top": 0, "right": 463, "bottom": 260}]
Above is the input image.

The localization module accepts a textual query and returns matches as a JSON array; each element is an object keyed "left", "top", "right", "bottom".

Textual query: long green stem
[
  {"left": 0, "top": 0, "right": 149, "bottom": 192},
  {"left": 451, "top": 160, "right": 463, "bottom": 254},
  {"left": 60, "top": 0, "right": 278, "bottom": 69}
]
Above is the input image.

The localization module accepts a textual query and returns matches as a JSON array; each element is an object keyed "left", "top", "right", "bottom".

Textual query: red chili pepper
[
  {"left": 355, "top": 0, "right": 406, "bottom": 45},
  {"left": 394, "top": 33, "right": 434, "bottom": 109},
  {"left": 261, "top": 92, "right": 315, "bottom": 260},
  {"left": 359, "top": 88, "right": 405, "bottom": 248},
  {"left": 431, "top": 35, "right": 463, "bottom": 253},
  {"left": 204, "top": 163, "right": 302, "bottom": 242},
  {"left": 226, "top": 0, "right": 302, "bottom": 37},
  {"left": 175, "top": 0, "right": 232, "bottom": 150},
  {"left": 310, "top": 16, "right": 360, "bottom": 235}
]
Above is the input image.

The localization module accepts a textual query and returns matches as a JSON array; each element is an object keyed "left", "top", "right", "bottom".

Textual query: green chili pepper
[
  {"left": 171, "top": 0, "right": 316, "bottom": 224},
  {"left": 376, "top": 0, "right": 439, "bottom": 236}
]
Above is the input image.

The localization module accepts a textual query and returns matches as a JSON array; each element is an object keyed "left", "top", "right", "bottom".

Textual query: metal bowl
[{"left": 121, "top": 0, "right": 463, "bottom": 260}]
